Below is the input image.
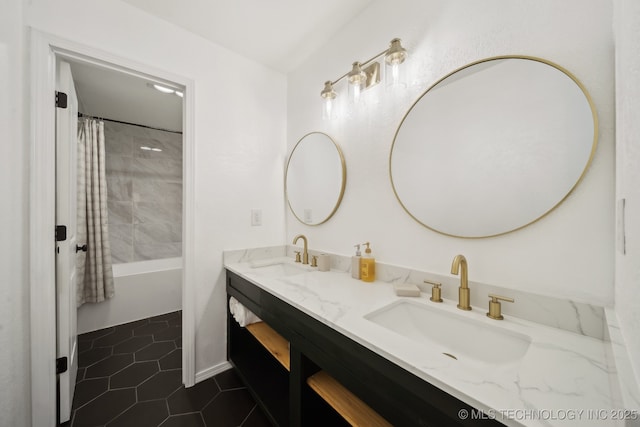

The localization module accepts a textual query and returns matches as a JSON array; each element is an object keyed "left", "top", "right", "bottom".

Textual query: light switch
[{"left": 251, "top": 209, "right": 262, "bottom": 226}]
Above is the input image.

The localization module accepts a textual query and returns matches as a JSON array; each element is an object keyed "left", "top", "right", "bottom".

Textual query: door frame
[{"left": 29, "top": 29, "right": 196, "bottom": 426}]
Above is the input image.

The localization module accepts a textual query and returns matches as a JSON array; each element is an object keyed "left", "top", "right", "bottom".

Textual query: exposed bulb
[
  {"left": 385, "top": 59, "right": 406, "bottom": 88},
  {"left": 349, "top": 82, "right": 362, "bottom": 104},
  {"left": 322, "top": 97, "right": 334, "bottom": 120}
]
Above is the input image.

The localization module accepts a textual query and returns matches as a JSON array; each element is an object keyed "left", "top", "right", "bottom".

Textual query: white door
[{"left": 55, "top": 60, "right": 79, "bottom": 423}]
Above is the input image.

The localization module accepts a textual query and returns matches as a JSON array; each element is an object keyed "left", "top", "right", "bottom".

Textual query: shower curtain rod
[{"left": 77, "top": 112, "right": 182, "bottom": 135}]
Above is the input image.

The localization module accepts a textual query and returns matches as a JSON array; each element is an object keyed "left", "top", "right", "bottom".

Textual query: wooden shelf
[
  {"left": 307, "top": 371, "right": 392, "bottom": 427},
  {"left": 245, "top": 322, "right": 290, "bottom": 371}
]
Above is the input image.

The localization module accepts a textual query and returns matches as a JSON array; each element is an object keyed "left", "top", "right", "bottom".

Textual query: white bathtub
[{"left": 77, "top": 257, "right": 183, "bottom": 334}]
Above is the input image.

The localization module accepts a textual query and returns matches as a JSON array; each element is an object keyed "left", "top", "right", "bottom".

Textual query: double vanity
[
  {"left": 225, "top": 53, "right": 638, "bottom": 427},
  {"left": 224, "top": 246, "right": 634, "bottom": 427}
]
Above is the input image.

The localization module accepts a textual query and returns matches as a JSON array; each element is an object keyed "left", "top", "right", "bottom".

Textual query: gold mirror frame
[
  {"left": 285, "top": 132, "right": 347, "bottom": 226},
  {"left": 389, "top": 55, "right": 598, "bottom": 238}
]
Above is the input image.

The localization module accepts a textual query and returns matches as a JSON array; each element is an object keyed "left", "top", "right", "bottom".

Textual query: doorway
[
  {"left": 30, "top": 30, "right": 196, "bottom": 427},
  {"left": 68, "top": 59, "right": 184, "bottom": 336}
]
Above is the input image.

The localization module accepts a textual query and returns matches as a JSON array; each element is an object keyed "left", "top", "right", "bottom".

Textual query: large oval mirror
[
  {"left": 390, "top": 56, "right": 597, "bottom": 238},
  {"left": 286, "top": 132, "right": 346, "bottom": 225}
]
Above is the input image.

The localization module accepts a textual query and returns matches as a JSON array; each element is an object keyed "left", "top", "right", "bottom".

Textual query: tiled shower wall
[{"left": 104, "top": 120, "right": 183, "bottom": 263}]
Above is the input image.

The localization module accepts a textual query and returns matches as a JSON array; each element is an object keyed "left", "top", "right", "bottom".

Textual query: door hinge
[
  {"left": 55, "top": 91, "right": 68, "bottom": 109},
  {"left": 56, "top": 357, "right": 68, "bottom": 374},
  {"left": 55, "top": 225, "right": 67, "bottom": 242}
]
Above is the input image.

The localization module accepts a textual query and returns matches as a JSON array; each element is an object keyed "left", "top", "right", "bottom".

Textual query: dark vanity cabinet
[{"left": 226, "top": 270, "right": 502, "bottom": 427}]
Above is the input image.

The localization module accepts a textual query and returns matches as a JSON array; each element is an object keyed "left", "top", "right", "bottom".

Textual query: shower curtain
[{"left": 77, "top": 118, "right": 115, "bottom": 306}]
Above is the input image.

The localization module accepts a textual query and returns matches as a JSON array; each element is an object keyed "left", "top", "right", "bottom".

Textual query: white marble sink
[
  {"left": 365, "top": 299, "right": 531, "bottom": 366},
  {"left": 249, "top": 261, "right": 310, "bottom": 277}
]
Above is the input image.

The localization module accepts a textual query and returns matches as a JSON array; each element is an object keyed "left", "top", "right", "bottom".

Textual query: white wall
[
  {"left": 287, "top": 0, "right": 615, "bottom": 305},
  {"left": 614, "top": 0, "right": 640, "bottom": 387},
  {"left": 26, "top": 0, "right": 287, "bottom": 379},
  {"left": 0, "top": 0, "right": 30, "bottom": 425}
]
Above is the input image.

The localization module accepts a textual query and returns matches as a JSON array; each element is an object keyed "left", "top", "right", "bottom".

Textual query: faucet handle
[
  {"left": 487, "top": 294, "right": 514, "bottom": 320},
  {"left": 424, "top": 280, "right": 443, "bottom": 303},
  {"left": 310, "top": 255, "right": 318, "bottom": 267},
  {"left": 294, "top": 251, "right": 301, "bottom": 263}
]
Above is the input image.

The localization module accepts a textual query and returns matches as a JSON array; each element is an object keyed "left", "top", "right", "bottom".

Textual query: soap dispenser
[
  {"left": 351, "top": 244, "right": 362, "bottom": 279},
  {"left": 360, "top": 242, "right": 376, "bottom": 282}
]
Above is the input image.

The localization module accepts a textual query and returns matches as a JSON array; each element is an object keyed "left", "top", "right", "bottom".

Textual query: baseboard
[{"left": 195, "top": 361, "right": 232, "bottom": 384}]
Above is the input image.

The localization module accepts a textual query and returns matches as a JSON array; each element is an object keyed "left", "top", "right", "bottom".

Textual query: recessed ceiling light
[{"left": 152, "top": 84, "right": 175, "bottom": 94}]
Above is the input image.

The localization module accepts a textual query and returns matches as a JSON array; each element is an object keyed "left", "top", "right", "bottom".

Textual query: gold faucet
[
  {"left": 487, "top": 294, "right": 514, "bottom": 320},
  {"left": 451, "top": 254, "right": 471, "bottom": 311},
  {"left": 292, "top": 234, "right": 309, "bottom": 265}
]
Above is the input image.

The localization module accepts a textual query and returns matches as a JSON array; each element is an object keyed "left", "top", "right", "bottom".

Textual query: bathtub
[{"left": 77, "top": 257, "right": 183, "bottom": 334}]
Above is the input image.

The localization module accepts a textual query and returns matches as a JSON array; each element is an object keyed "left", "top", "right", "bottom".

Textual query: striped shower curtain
[{"left": 77, "top": 118, "right": 115, "bottom": 306}]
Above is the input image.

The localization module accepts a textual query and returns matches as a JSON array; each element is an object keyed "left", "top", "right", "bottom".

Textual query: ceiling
[
  {"left": 121, "top": 0, "right": 373, "bottom": 73},
  {"left": 69, "top": 60, "right": 183, "bottom": 132},
  {"left": 68, "top": 0, "right": 372, "bottom": 133}
]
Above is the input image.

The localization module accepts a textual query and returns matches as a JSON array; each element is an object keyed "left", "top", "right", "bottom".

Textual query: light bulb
[
  {"left": 392, "top": 63, "right": 400, "bottom": 85},
  {"left": 385, "top": 60, "right": 406, "bottom": 88},
  {"left": 349, "top": 82, "right": 362, "bottom": 104},
  {"left": 322, "top": 97, "right": 334, "bottom": 120}
]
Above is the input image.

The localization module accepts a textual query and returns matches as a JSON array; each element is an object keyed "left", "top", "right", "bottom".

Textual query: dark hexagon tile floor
[{"left": 65, "top": 311, "right": 271, "bottom": 427}]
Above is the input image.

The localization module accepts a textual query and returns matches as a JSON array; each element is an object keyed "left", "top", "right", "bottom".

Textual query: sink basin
[
  {"left": 249, "top": 262, "right": 309, "bottom": 277},
  {"left": 365, "top": 300, "right": 531, "bottom": 365}
]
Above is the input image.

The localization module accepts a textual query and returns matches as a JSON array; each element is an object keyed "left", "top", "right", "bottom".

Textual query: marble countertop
[{"left": 225, "top": 255, "right": 633, "bottom": 427}]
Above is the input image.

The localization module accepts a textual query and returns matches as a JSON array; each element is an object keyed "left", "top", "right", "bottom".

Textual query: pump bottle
[
  {"left": 360, "top": 242, "right": 376, "bottom": 282},
  {"left": 351, "top": 244, "right": 362, "bottom": 279}
]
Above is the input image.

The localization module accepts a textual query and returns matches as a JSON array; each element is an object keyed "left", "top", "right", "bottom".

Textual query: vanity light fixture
[{"left": 321, "top": 38, "right": 408, "bottom": 117}]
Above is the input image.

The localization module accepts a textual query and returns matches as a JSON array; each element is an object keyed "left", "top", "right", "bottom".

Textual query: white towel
[{"left": 229, "top": 296, "right": 262, "bottom": 327}]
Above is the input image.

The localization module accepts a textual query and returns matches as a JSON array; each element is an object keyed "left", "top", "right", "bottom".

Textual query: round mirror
[
  {"left": 286, "top": 132, "right": 346, "bottom": 225},
  {"left": 390, "top": 56, "right": 597, "bottom": 238}
]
